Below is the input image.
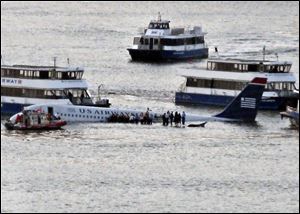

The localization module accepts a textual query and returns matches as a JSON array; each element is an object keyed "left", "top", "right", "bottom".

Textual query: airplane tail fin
[{"left": 214, "top": 77, "right": 267, "bottom": 122}]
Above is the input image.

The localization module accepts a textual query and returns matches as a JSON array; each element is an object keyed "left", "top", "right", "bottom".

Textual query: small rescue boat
[
  {"left": 4, "top": 110, "right": 67, "bottom": 131},
  {"left": 4, "top": 120, "right": 67, "bottom": 131}
]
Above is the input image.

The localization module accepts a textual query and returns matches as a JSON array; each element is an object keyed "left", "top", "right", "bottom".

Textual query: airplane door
[{"left": 48, "top": 107, "right": 53, "bottom": 115}]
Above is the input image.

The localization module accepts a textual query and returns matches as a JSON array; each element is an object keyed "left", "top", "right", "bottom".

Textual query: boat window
[
  {"left": 248, "top": 64, "right": 259, "bottom": 71},
  {"left": 154, "top": 39, "right": 159, "bottom": 45},
  {"left": 62, "top": 72, "right": 69, "bottom": 79},
  {"left": 140, "top": 37, "right": 144, "bottom": 45},
  {"left": 160, "top": 38, "right": 184, "bottom": 46},
  {"left": 40, "top": 71, "right": 49, "bottom": 79},
  {"left": 186, "top": 37, "right": 196, "bottom": 45},
  {"left": 149, "top": 22, "right": 170, "bottom": 29},
  {"left": 186, "top": 79, "right": 245, "bottom": 90},
  {"left": 33, "top": 71, "right": 39, "bottom": 78},
  {"left": 145, "top": 39, "right": 149, "bottom": 45},
  {"left": 207, "top": 62, "right": 217, "bottom": 70},
  {"left": 195, "top": 36, "right": 204, "bottom": 44}
]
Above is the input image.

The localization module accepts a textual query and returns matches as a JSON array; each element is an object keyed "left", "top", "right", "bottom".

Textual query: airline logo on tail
[
  {"left": 214, "top": 77, "right": 267, "bottom": 122},
  {"left": 241, "top": 97, "right": 256, "bottom": 109}
]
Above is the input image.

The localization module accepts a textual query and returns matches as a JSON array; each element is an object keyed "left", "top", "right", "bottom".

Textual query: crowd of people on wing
[
  {"left": 107, "top": 109, "right": 153, "bottom": 125},
  {"left": 162, "top": 111, "right": 186, "bottom": 127}
]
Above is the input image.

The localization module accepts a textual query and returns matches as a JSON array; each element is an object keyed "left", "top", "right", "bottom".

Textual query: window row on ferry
[
  {"left": 134, "top": 37, "right": 205, "bottom": 46},
  {"left": 148, "top": 23, "right": 170, "bottom": 29},
  {"left": 186, "top": 78, "right": 296, "bottom": 91},
  {"left": 1, "top": 87, "right": 93, "bottom": 103},
  {"left": 207, "top": 62, "right": 292, "bottom": 73},
  {"left": 1, "top": 69, "right": 83, "bottom": 80}
]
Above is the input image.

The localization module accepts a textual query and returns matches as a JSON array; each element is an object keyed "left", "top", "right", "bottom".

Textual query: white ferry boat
[
  {"left": 1, "top": 64, "right": 110, "bottom": 116},
  {"left": 175, "top": 58, "right": 299, "bottom": 110},
  {"left": 127, "top": 13, "right": 208, "bottom": 61}
]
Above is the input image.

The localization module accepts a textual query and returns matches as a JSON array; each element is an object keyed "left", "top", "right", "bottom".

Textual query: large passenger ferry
[
  {"left": 1, "top": 64, "right": 110, "bottom": 116},
  {"left": 127, "top": 13, "right": 208, "bottom": 61},
  {"left": 175, "top": 58, "right": 299, "bottom": 110}
]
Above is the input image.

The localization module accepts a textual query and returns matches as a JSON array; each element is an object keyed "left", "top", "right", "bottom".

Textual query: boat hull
[
  {"left": 175, "top": 92, "right": 298, "bottom": 110},
  {"left": 127, "top": 48, "right": 209, "bottom": 61}
]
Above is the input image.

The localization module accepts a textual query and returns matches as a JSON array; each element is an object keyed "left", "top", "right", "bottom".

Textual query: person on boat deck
[
  {"left": 22, "top": 110, "right": 29, "bottom": 127},
  {"left": 54, "top": 112, "right": 61, "bottom": 120},
  {"left": 135, "top": 113, "right": 139, "bottom": 124},
  {"left": 162, "top": 113, "right": 166, "bottom": 126},
  {"left": 129, "top": 114, "right": 135, "bottom": 123},
  {"left": 166, "top": 111, "right": 170, "bottom": 126},
  {"left": 174, "top": 112, "right": 178, "bottom": 126},
  {"left": 15, "top": 113, "right": 22, "bottom": 124},
  {"left": 80, "top": 91, "right": 85, "bottom": 103},
  {"left": 68, "top": 91, "right": 73, "bottom": 102},
  {"left": 37, "top": 115, "right": 41, "bottom": 125},
  {"left": 47, "top": 113, "right": 52, "bottom": 122},
  {"left": 169, "top": 111, "right": 174, "bottom": 126},
  {"left": 181, "top": 111, "right": 186, "bottom": 126}
]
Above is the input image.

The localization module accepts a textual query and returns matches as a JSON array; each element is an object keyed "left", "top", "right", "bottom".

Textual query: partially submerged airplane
[{"left": 7, "top": 77, "right": 267, "bottom": 125}]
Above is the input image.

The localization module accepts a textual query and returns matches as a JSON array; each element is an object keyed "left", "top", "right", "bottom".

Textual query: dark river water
[{"left": 1, "top": 1, "right": 299, "bottom": 212}]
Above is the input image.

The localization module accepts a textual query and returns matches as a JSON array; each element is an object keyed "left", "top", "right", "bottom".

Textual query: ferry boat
[
  {"left": 1, "top": 63, "right": 110, "bottom": 116},
  {"left": 175, "top": 58, "right": 299, "bottom": 110},
  {"left": 127, "top": 13, "right": 208, "bottom": 61},
  {"left": 280, "top": 90, "right": 299, "bottom": 128}
]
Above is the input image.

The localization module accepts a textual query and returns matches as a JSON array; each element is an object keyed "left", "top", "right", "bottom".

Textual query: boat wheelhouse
[
  {"left": 175, "top": 58, "right": 299, "bottom": 110},
  {"left": 127, "top": 13, "right": 208, "bottom": 61},
  {"left": 1, "top": 64, "right": 110, "bottom": 116}
]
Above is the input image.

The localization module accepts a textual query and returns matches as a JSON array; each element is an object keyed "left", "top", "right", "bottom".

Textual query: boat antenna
[
  {"left": 158, "top": 12, "right": 161, "bottom": 22},
  {"left": 215, "top": 46, "right": 219, "bottom": 58},
  {"left": 263, "top": 46, "right": 266, "bottom": 62},
  {"left": 67, "top": 58, "right": 70, "bottom": 67},
  {"left": 53, "top": 57, "right": 57, "bottom": 68},
  {"left": 275, "top": 53, "right": 278, "bottom": 61}
]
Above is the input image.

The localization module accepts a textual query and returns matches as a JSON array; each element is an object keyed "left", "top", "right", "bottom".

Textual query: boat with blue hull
[
  {"left": 175, "top": 58, "right": 299, "bottom": 110},
  {"left": 176, "top": 92, "right": 294, "bottom": 110},
  {"left": 127, "top": 13, "right": 208, "bottom": 61},
  {"left": 1, "top": 63, "right": 110, "bottom": 116}
]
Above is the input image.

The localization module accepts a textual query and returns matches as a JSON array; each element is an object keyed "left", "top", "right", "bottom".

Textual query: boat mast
[
  {"left": 53, "top": 57, "right": 57, "bottom": 68},
  {"left": 158, "top": 12, "right": 161, "bottom": 22},
  {"left": 263, "top": 46, "right": 266, "bottom": 62}
]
